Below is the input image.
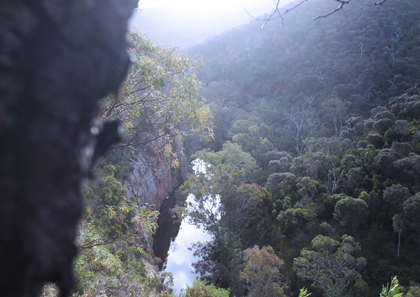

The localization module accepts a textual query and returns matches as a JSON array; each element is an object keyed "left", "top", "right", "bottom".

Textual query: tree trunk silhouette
[{"left": 0, "top": 0, "right": 136, "bottom": 296}]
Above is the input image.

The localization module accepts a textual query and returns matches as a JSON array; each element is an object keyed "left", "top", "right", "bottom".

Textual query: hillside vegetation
[{"left": 180, "top": 0, "right": 420, "bottom": 296}]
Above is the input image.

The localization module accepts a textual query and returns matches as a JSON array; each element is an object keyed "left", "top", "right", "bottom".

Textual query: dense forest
[
  {"left": 180, "top": 0, "right": 420, "bottom": 296},
  {"left": 43, "top": 0, "right": 420, "bottom": 296}
]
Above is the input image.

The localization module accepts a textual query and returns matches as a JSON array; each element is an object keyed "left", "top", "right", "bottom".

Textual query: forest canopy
[{"left": 178, "top": 0, "right": 420, "bottom": 296}]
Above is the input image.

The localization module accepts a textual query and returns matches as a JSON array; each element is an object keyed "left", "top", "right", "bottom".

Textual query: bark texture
[{"left": 0, "top": 0, "right": 136, "bottom": 296}]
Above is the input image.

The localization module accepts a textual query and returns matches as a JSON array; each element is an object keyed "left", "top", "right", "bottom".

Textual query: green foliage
[
  {"left": 231, "top": 119, "right": 275, "bottom": 164},
  {"left": 71, "top": 159, "right": 161, "bottom": 296},
  {"left": 41, "top": 284, "right": 59, "bottom": 297},
  {"left": 403, "top": 193, "right": 420, "bottom": 231},
  {"left": 73, "top": 225, "right": 123, "bottom": 293},
  {"left": 296, "top": 177, "right": 320, "bottom": 203},
  {"left": 189, "top": 234, "right": 244, "bottom": 296},
  {"left": 240, "top": 245, "right": 286, "bottom": 297},
  {"left": 99, "top": 165, "right": 127, "bottom": 205},
  {"left": 380, "top": 276, "right": 403, "bottom": 297},
  {"left": 299, "top": 287, "right": 312, "bottom": 297},
  {"left": 176, "top": 0, "right": 420, "bottom": 295},
  {"left": 334, "top": 197, "right": 368, "bottom": 236},
  {"left": 182, "top": 153, "right": 264, "bottom": 295},
  {"left": 192, "top": 141, "right": 261, "bottom": 182},
  {"left": 294, "top": 235, "right": 367, "bottom": 297},
  {"left": 181, "top": 162, "right": 264, "bottom": 237},
  {"left": 94, "top": 165, "right": 140, "bottom": 239},
  {"left": 181, "top": 279, "right": 230, "bottom": 297},
  {"left": 323, "top": 193, "right": 347, "bottom": 219},
  {"left": 101, "top": 30, "right": 213, "bottom": 166},
  {"left": 293, "top": 208, "right": 317, "bottom": 221},
  {"left": 71, "top": 208, "right": 161, "bottom": 296},
  {"left": 384, "top": 184, "right": 410, "bottom": 211}
]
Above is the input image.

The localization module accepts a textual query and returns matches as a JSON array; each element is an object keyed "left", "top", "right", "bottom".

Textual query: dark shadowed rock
[{"left": 0, "top": 0, "right": 136, "bottom": 296}]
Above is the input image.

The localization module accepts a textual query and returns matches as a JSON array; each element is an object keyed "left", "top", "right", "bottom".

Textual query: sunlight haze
[
  {"left": 138, "top": 0, "right": 277, "bottom": 14},
  {"left": 132, "top": 0, "right": 294, "bottom": 49}
]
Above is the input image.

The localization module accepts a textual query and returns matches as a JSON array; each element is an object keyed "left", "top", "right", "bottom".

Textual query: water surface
[{"left": 153, "top": 160, "right": 211, "bottom": 294}]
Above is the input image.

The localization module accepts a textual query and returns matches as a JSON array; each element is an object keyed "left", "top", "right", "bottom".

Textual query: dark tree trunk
[{"left": 0, "top": 0, "right": 136, "bottom": 296}]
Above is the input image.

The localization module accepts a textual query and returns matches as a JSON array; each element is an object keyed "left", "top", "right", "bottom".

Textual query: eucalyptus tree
[
  {"left": 403, "top": 192, "right": 420, "bottom": 234},
  {"left": 276, "top": 97, "right": 316, "bottom": 155},
  {"left": 392, "top": 213, "right": 406, "bottom": 259},
  {"left": 383, "top": 184, "right": 410, "bottom": 213},
  {"left": 240, "top": 245, "right": 286, "bottom": 297},
  {"left": 334, "top": 197, "right": 368, "bottom": 237},
  {"left": 181, "top": 143, "right": 263, "bottom": 239},
  {"left": 294, "top": 235, "right": 367, "bottom": 297},
  {"left": 101, "top": 30, "right": 213, "bottom": 165}
]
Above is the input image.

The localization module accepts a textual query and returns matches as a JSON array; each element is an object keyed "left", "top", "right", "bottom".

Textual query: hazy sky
[
  {"left": 137, "top": 0, "right": 279, "bottom": 17},
  {"left": 132, "top": 0, "right": 292, "bottom": 49}
]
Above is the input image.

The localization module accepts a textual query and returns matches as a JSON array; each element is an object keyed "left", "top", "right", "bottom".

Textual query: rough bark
[{"left": 0, "top": 0, "right": 136, "bottom": 296}]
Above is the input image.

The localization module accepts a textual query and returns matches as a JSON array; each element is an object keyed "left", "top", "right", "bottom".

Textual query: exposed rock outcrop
[
  {"left": 124, "top": 140, "right": 189, "bottom": 260},
  {"left": 126, "top": 140, "right": 190, "bottom": 208}
]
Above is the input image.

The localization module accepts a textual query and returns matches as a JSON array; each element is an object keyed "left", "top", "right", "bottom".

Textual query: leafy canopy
[
  {"left": 240, "top": 245, "right": 286, "bottom": 297},
  {"left": 101, "top": 30, "right": 213, "bottom": 166},
  {"left": 294, "top": 235, "right": 367, "bottom": 297}
]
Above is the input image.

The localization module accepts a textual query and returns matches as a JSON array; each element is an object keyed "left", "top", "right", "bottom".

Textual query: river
[{"left": 153, "top": 160, "right": 211, "bottom": 294}]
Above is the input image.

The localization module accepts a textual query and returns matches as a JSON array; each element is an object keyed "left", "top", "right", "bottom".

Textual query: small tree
[
  {"left": 240, "top": 245, "right": 286, "bottom": 297},
  {"left": 383, "top": 184, "right": 410, "bottom": 213},
  {"left": 334, "top": 197, "right": 368, "bottom": 236},
  {"left": 403, "top": 193, "right": 420, "bottom": 232},
  {"left": 294, "top": 235, "right": 366, "bottom": 297}
]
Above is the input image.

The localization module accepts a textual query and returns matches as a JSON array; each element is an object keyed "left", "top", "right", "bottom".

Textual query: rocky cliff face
[
  {"left": 125, "top": 140, "right": 190, "bottom": 208},
  {"left": 124, "top": 140, "right": 189, "bottom": 258}
]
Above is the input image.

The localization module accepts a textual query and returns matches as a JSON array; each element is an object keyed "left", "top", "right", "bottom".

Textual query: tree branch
[
  {"left": 385, "top": 82, "right": 420, "bottom": 108},
  {"left": 80, "top": 222, "right": 142, "bottom": 250},
  {"left": 255, "top": 0, "right": 309, "bottom": 29},
  {"left": 374, "top": 0, "right": 387, "bottom": 5},
  {"left": 314, "top": 0, "right": 350, "bottom": 20}
]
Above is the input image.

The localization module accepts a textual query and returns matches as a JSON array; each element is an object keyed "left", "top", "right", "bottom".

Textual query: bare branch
[
  {"left": 283, "top": 0, "right": 309, "bottom": 15},
  {"left": 117, "top": 148, "right": 137, "bottom": 163},
  {"left": 314, "top": 0, "right": 350, "bottom": 20},
  {"left": 385, "top": 82, "right": 420, "bottom": 108},
  {"left": 256, "top": 0, "right": 309, "bottom": 29},
  {"left": 374, "top": 0, "right": 387, "bottom": 5},
  {"left": 261, "top": 0, "right": 282, "bottom": 30},
  {"left": 81, "top": 220, "right": 142, "bottom": 250},
  {"left": 258, "top": 0, "right": 387, "bottom": 28},
  {"left": 244, "top": 8, "right": 257, "bottom": 19}
]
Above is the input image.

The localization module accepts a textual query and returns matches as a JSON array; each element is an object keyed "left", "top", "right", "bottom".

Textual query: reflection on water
[
  {"left": 153, "top": 190, "right": 182, "bottom": 271},
  {"left": 153, "top": 160, "right": 212, "bottom": 295},
  {"left": 164, "top": 201, "right": 211, "bottom": 294}
]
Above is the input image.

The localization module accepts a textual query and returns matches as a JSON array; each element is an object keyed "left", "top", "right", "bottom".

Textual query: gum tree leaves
[
  {"left": 240, "top": 245, "right": 286, "bottom": 297},
  {"left": 334, "top": 197, "right": 368, "bottom": 236},
  {"left": 294, "top": 235, "right": 366, "bottom": 297},
  {"left": 101, "top": 30, "right": 213, "bottom": 165}
]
